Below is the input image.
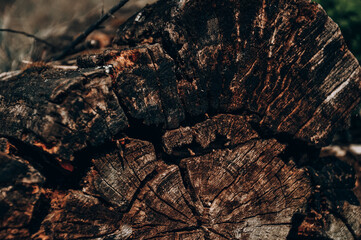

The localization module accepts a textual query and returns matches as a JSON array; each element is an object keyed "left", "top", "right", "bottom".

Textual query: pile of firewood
[{"left": 1, "top": 0, "right": 361, "bottom": 239}]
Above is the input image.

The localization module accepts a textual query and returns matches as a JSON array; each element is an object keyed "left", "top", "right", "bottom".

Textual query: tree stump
[{"left": 1, "top": 0, "right": 361, "bottom": 239}]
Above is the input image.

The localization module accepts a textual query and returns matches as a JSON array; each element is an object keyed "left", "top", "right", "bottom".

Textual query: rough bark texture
[{"left": 1, "top": 0, "right": 361, "bottom": 239}]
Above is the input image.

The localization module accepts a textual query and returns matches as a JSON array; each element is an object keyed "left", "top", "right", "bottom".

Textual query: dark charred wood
[
  {"left": 1, "top": 0, "right": 361, "bottom": 239},
  {"left": 0, "top": 152, "right": 45, "bottom": 239}
]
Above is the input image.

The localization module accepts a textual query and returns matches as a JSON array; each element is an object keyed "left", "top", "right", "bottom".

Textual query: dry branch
[
  {"left": 53, "top": 0, "right": 130, "bottom": 61},
  {"left": 0, "top": 28, "right": 56, "bottom": 49}
]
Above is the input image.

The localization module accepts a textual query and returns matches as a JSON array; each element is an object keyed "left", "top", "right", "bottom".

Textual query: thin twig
[
  {"left": 21, "top": 60, "right": 78, "bottom": 70},
  {"left": 0, "top": 70, "right": 21, "bottom": 81},
  {"left": 54, "top": 0, "right": 130, "bottom": 61},
  {"left": 0, "top": 28, "right": 56, "bottom": 49},
  {"left": 102, "top": 0, "right": 105, "bottom": 16}
]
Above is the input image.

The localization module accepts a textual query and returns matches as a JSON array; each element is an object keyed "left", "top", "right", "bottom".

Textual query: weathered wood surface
[{"left": 1, "top": 0, "right": 361, "bottom": 239}]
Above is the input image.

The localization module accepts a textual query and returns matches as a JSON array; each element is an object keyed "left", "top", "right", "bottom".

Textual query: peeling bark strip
[{"left": 0, "top": 0, "right": 361, "bottom": 239}]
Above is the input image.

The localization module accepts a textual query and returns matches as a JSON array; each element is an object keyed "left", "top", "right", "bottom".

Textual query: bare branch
[
  {"left": 53, "top": 0, "right": 130, "bottom": 61},
  {"left": 0, "top": 28, "right": 56, "bottom": 49}
]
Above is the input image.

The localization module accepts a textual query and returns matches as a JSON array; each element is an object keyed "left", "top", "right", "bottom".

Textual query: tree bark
[{"left": 1, "top": 0, "right": 361, "bottom": 239}]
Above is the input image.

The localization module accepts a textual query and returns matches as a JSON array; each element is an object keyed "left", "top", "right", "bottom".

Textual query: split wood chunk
[
  {"left": 162, "top": 114, "right": 259, "bottom": 156},
  {"left": 82, "top": 138, "right": 158, "bottom": 211},
  {"left": 116, "top": 0, "right": 361, "bottom": 145},
  {"left": 32, "top": 190, "right": 121, "bottom": 240},
  {"left": 0, "top": 68, "right": 128, "bottom": 161},
  {"left": 0, "top": 152, "right": 44, "bottom": 239},
  {"left": 108, "top": 44, "right": 185, "bottom": 129},
  {"left": 120, "top": 138, "right": 311, "bottom": 239}
]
